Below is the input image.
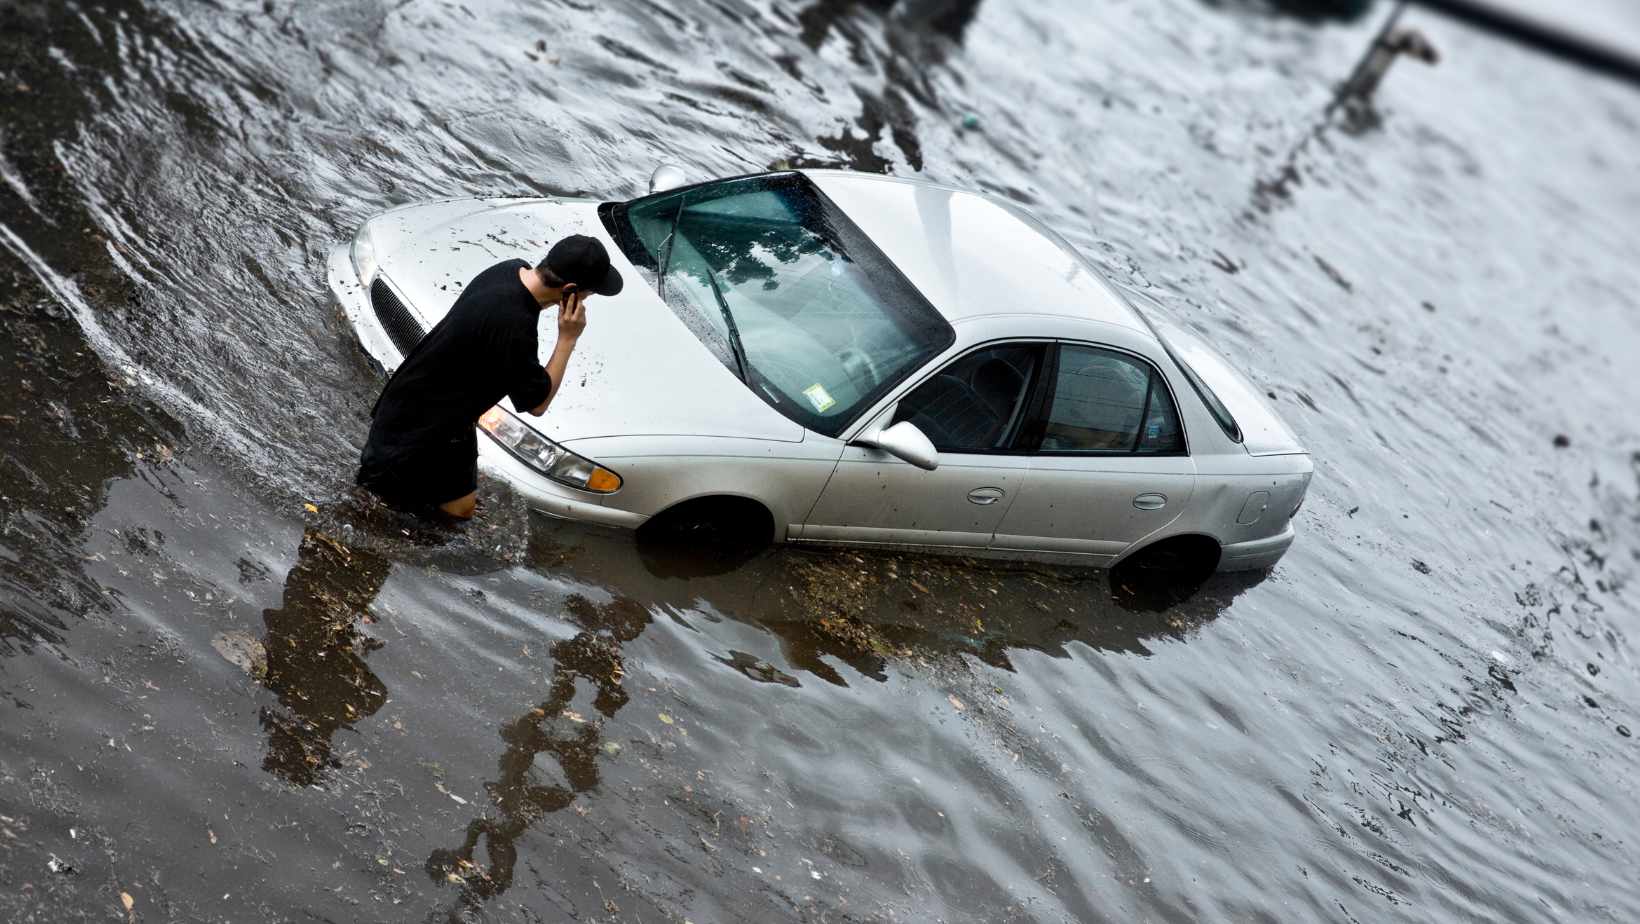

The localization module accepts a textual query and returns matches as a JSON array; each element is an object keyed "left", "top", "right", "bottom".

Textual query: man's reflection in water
[
  {"left": 257, "top": 531, "right": 391, "bottom": 786},
  {"left": 416, "top": 525, "right": 1268, "bottom": 908},
  {"left": 427, "top": 593, "right": 652, "bottom": 901}
]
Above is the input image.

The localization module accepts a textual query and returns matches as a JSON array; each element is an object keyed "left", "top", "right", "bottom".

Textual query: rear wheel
[{"left": 1109, "top": 535, "right": 1221, "bottom": 612}]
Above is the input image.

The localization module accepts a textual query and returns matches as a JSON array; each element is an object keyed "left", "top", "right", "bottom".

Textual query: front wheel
[{"left": 634, "top": 496, "right": 774, "bottom": 578}]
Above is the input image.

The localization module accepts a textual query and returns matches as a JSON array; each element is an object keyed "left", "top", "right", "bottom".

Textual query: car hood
[{"left": 366, "top": 198, "right": 803, "bottom": 444}]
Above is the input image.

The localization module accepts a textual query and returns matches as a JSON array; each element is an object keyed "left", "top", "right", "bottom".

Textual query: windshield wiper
[
  {"left": 704, "top": 270, "right": 749, "bottom": 383},
  {"left": 656, "top": 198, "right": 685, "bottom": 298}
]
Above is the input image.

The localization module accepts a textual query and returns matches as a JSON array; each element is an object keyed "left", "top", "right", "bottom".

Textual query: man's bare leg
[{"left": 438, "top": 492, "right": 477, "bottom": 520}]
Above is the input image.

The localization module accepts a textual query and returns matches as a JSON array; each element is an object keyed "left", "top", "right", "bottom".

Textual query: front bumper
[
  {"left": 477, "top": 427, "right": 648, "bottom": 529},
  {"left": 327, "top": 243, "right": 399, "bottom": 378},
  {"left": 1218, "top": 522, "right": 1296, "bottom": 571}
]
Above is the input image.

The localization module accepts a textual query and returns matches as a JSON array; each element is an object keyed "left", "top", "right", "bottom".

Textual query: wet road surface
[{"left": 2, "top": 0, "right": 1639, "bottom": 921}]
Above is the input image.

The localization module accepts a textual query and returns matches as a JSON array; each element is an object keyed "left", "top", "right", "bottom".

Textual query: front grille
[{"left": 370, "top": 277, "right": 426, "bottom": 356}]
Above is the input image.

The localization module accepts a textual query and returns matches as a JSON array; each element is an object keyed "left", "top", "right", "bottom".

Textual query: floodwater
[{"left": 2, "top": 0, "right": 1639, "bottom": 921}]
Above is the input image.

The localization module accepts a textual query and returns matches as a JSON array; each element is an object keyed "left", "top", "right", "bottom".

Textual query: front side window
[
  {"left": 1040, "top": 344, "right": 1183, "bottom": 454},
  {"left": 605, "top": 173, "right": 954, "bottom": 436},
  {"left": 892, "top": 345, "right": 1042, "bottom": 452}
]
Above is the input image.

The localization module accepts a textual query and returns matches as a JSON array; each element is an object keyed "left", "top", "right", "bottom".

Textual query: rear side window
[
  {"left": 1160, "top": 341, "right": 1241, "bottom": 444},
  {"left": 1039, "top": 344, "right": 1184, "bottom": 454},
  {"left": 892, "top": 345, "right": 1042, "bottom": 451}
]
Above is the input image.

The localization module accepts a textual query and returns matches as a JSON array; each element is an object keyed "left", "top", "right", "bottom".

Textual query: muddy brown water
[{"left": 2, "top": 0, "right": 1639, "bottom": 921}]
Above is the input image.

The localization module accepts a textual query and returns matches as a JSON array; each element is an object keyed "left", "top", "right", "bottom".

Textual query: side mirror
[
  {"left": 649, "top": 164, "right": 689, "bottom": 194},
  {"left": 851, "top": 421, "right": 939, "bottom": 471}
]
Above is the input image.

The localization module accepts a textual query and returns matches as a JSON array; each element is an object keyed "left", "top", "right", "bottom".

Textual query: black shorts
[{"left": 356, "top": 430, "right": 478, "bottom": 507}]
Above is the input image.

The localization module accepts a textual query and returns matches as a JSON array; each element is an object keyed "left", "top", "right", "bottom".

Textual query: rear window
[{"left": 1160, "top": 342, "right": 1242, "bottom": 443}]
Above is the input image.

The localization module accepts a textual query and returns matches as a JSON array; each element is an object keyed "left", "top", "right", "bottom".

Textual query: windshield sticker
[{"left": 803, "top": 384, "right": 836, "bottom": 412}]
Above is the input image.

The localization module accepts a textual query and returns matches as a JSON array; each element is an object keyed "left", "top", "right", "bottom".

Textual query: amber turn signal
[{"left": 476, "top": 404, "right": 623, "bottom": 493}]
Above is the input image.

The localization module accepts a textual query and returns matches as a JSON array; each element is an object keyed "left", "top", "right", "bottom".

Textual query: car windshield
[{"left": 605, "top": 172, "right": 953, "bottom": 436}]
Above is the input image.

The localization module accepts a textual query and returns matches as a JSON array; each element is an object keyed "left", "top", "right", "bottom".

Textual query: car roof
[{"left": 803, "top": 170, "right": 1150, "bottom": 335}]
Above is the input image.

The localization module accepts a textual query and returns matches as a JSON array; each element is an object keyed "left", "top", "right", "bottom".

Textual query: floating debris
[{"left": 211, "top": 630, "right": 268, "bottom": 679}]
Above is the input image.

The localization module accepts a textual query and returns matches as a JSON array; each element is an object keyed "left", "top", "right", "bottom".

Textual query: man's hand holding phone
[
  {"left": 558, "top": 284, "right": 588, "bottom": 342},
  {"left": 529, "top": 285, "right": 589, "bottom": 417}
]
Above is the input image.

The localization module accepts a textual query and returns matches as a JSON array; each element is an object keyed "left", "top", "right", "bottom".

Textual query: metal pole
[{"left": 1332, "top": 0, "right": 1410, "bottom": 109}]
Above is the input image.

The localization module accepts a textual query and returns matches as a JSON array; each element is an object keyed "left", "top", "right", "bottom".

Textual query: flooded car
[{"left": 329, "top": 169, "right": 1311, "bottom": 571}]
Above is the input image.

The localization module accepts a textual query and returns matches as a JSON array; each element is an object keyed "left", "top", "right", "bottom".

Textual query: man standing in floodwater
[{"left": 356, "top": 235, "right": 623, "bottom": 519}]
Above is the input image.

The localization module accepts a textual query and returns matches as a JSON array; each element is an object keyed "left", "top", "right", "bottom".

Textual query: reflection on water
[
  {"left": 763, "top": 549, "right": 1268, "bottom": 678},
  {"left": 544, "top": 518, "right": 1264, "bottom": 681},
  {"left": 1224, "top": 0, "right": 1376, "bottom": 24},
  {"left": 0, "top": 267, "right": 179, "bottom": 665},
  {"left": 256, "top": 531, "right": 391, "bottom": 786},
  {"left": 410, "top": 519, "right": 1260, "bottom": 916},
  {"left": 786, "top": 0, "right": 984, "bottom": 173},
  {"left": 2, "top": 0, "right": 1639, "bottom": 920},
  {"left": 429, "top": 593, "right": 651, "bottom": 904},
  {"left": 799, "top": 0, "right": 986, "bottom": 50}
]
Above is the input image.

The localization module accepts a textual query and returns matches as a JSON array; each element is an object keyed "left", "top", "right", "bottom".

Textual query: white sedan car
[{"left": 328, "top": 169, "right": 1311, "bottom": 572}]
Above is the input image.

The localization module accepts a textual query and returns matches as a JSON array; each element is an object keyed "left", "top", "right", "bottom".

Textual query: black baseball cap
[{"left": 546, "top": 234, "right": 623, "bottom": 297}]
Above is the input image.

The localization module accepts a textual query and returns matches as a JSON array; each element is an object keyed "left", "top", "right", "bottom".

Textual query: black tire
[
  {"left": 634, "top": 496, "right": 774, "bottom": 577},
  {"left": 1109, "top": 535, "right": 1221, "bottom": 612}
]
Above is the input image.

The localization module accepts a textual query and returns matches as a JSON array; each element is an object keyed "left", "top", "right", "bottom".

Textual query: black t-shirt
[{"left": 364, "top": 259, "right": 552, "bottom": 470}]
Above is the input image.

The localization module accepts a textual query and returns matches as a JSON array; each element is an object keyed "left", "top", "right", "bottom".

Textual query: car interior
[
  {"left": 892, "top": 346, "right": 1039, "bottom": 451},
  {"left": 893, "top": 343, "right": 1187, "bottom": 455},
  {"left": 1042, "top": 348, "right": 1151, "bottom": 451},
  {"left": 1041, "top": 345, "right": 1184, "bottom": 453}
]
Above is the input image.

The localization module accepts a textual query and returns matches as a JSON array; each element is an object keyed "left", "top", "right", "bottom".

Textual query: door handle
[
  {"left": 967, "top": 487, "right": 1005, "bottom": 505},
  {"left": 1133, "top": 493, "right": 1167, "bottom": 510}
]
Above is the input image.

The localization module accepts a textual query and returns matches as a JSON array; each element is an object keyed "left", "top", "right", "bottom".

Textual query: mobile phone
[{"left": 562, "top": 284, "right": 580, "bottom": 297}]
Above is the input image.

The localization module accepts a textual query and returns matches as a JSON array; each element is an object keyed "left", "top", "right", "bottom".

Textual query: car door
[
  {"left": 799, "top": 344, "right": 1046, "bottom": 549},
  {"left": 992, "top": 342, "right": 1195, "bottom": 561}
]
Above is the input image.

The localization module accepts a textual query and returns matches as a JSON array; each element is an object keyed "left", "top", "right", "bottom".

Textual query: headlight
[
  {"left": 477, "top": 405, "right": 622, "bottom": 493},
  {"left": 351, "top": 224, "right": 379, "bottom": 286}
]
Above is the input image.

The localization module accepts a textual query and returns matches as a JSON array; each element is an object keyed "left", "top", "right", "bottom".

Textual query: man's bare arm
[{"left": 527, "top": 290, "right": 587, "bottom": 416}]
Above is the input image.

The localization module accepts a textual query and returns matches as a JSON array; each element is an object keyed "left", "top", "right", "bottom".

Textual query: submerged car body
[{"left": 328, "top": 169, "right": 1312, "bottom": 571}]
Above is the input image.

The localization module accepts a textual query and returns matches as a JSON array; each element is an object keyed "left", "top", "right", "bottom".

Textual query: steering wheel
[{"left": 836, "top": 347, "right": 882, "bottom": 389}]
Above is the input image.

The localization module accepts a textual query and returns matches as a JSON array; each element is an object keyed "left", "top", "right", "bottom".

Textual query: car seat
[
  {"left": 898, "top": 354, "right": 1029, "bottom": 450},
  {"left": 1042, "top": 361, "right": 1147, "bottom": 450}
]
